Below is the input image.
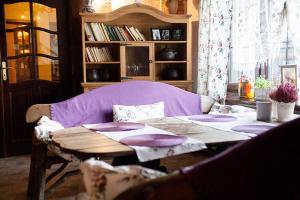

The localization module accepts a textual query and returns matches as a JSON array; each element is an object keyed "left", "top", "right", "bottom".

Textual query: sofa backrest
[{"left": 51, "top": 81, "right": 202, "bottom": 127}]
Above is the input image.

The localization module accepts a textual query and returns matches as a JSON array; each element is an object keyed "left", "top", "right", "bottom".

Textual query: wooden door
[{"left": 0, "top": 0, "right": 71, "bottom": 157}]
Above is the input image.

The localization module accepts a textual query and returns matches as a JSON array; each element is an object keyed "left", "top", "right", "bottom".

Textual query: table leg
[{"left": 27, "top": 142, "right": 47, "bottom": 200}]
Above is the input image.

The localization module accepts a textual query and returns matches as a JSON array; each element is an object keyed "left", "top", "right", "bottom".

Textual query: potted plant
[
  {"left": 269, "top": 83, "right": 298, "bottom": 122},
  {"left": 254, "top": 76, "right": 272, "bottom": 100}
]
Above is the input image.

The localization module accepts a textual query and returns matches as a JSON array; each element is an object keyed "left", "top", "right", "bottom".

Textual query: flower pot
[
  {"left": 254, "top": 88, "right": 270, "bottom": 100},
  {"left": 271, "top": 100, "right": 278, "bottom": 121},
  {"left": 277, "top": 102, "right": 295, "bottom": 122}
]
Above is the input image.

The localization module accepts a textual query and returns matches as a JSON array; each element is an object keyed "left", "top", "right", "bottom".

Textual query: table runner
[
  {"left": 177, "top": 112, "right": 278, "bottom": 137},
  {"left": 83, "top": 124, "right": 207, "bottom": 162}
]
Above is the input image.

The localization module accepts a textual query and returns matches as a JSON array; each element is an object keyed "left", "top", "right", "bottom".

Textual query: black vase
[
  {"left": 99, "top": 69, "right": 110, "bottom": 81},
  {"left": 164, "top": 67, "right": 182, "bottom": 80},
  {"left": 87, "top": 69, "right": 99, "bottom": 82}
]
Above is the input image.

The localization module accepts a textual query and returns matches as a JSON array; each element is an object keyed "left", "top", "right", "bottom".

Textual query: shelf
[
  {"left": 159, "top": 80, "right": 193, "bottom": 84},
  {"left": 153, "top": 41, "right": 187, "bottom": 43},
  {"left": 155, "top": 61, "right": 187, "bottom": 64},
  {"left": 86, "top": 61, "right": 120, "bottom": 64},
  {"left": 85, "top": 41, "right": 187, "bottom": 44},
  {"left": 85, "top": 41, "right": 121, "bottom": 44}
]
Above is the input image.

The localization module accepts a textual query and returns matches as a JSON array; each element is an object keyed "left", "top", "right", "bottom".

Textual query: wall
[
  {"left": 68, "top": 0, "right": 84, "bottom": 95},
  {"left": 187, "top": 0, "right": 199, "bottom": 93}
]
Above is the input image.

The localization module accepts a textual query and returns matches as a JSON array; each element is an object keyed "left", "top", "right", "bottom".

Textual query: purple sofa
[{"left": 51, "top": 81, "right": 202, "bottom": 127}]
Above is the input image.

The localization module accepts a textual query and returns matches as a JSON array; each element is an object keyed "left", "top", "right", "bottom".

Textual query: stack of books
[
  {"left": 84, "top": 22, "right": 146, "bottom": 42},
  {"left": 85, "top": 46, "right": 113, "bottom": 62}
]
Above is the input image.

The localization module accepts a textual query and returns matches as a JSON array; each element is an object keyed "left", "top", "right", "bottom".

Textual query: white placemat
[
  {"left": 83, "top": 124, "right": 206, "bottom": 162},
  {"left": 176, "top": 112, "right": 278, "bottom": 137}
]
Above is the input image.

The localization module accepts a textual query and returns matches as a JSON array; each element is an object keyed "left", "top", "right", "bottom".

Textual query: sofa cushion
[{"left": 113, "top": 101, "right": 165, "bottom": 122}]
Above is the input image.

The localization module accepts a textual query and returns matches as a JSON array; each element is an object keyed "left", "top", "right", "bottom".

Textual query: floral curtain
[
  {"left": 230, "top": 0, "right": 287, "bottom": 83},
  {"left": 286, "top": 0, "right": 300, "bottom": 66},
  {"left": 230, "top": 0, "right": 261, "bottom": 83},
  {"left": 197, "top": 0, "right": 233, "bottom": 103}
]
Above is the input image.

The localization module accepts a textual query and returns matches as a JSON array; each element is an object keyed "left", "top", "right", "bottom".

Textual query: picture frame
[
  {"left": 172, "top": 28, "right": 184, "bottom": 40},
  {"left": 160, "top": 29, "right": 171, "bottom": 40},
  {"left": 151, "top": 28, "right": 161, "bottom": 40},
  {"left": 280, "top": 65, "right": 297, "bottom": 88}
]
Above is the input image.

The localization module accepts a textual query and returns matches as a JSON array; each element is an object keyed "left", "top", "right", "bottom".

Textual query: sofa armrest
[
  {"left": 200, "top": 95, "right": 215, "bottom": 113},
  {"left": 26, "top": 104, "right": 51, "bottom": 123}
]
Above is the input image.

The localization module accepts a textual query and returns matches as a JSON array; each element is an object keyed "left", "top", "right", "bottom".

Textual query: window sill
[
  {"left": 226, "top": 94, "right": 300, "bottom": 114},
  {"left": 226, "top": 83, "right": 300, "bottom": 113}
]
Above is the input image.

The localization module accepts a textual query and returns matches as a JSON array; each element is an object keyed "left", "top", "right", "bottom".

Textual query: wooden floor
[{"left": 0, "top": 152, "right": 211, "bottom": 200}]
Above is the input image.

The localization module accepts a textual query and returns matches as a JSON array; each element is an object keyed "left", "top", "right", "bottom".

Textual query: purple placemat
[
  {"left": 188, "top": 114, "right": 237, "bottom": 122},
  {"left": 231, "top": 125, "right": 274, "bottom": 135},
  {"left": 120, "top": 134, "right": 187, "bottom": 147},
  {"left": 89, "top": 122, "right": 145, "bottom": 132}
]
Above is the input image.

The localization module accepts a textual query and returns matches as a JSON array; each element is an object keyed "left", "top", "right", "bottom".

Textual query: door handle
[
  {"left": 2, "top": 61, "right": 9, "bottom": 81},
  {"left": 1, "top": 61, "right": 12, "bottom": 69}
]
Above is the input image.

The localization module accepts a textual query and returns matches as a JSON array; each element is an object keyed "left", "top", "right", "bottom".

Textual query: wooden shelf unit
[{"left": 81, "top": 3, "right": 192, "bottom": 92}]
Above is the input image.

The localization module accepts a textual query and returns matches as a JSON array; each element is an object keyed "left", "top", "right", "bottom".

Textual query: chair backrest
[
  {"left": 181, "top": 117, "right": 300, "bottom": 200},
  {"left": 116, "top": 117, "right": 300, "bottom": 200},
  {"left": 50, "top": 81, "right": 202, "bottom": 127}
]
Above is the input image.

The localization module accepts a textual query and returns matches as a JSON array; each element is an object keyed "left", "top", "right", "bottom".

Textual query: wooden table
[{"left": 50, "top": 117, "right": 250, "bottom": 160}]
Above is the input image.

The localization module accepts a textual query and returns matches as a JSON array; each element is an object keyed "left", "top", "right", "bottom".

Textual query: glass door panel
[
  {"left": 7, "top": 57, "right": 33, "bottom": 83},
  {"left": 4, "top": 2, "right": 32, "bottom": 84},
  {"left": 37, "top": 56, "right": 59, "bottom": 81},
  {"left": 126, "top": 46, "right": 149, "bottom": 76},
  {"left": 36, "top": 30, "right": 58, "bottom": 56},
  {"left": 4, "top": 2, "right": 30, "bottom": 21},
  {"left": 33, "top": 3, "right": 57, "bottom": 31},
  {"left": 6, "top": 27, "right": 31, "bottom": 57},
  {"left": 121, "top": 43, "right": 153, "bottom": 80}
]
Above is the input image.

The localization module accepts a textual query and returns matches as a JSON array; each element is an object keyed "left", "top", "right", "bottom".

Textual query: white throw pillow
[{"left": 113, "top": 101, "right": 165, "bottom": 122}]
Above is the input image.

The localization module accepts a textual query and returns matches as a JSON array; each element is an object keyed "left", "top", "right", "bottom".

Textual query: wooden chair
[
  {"left": 25, "top": 81, "right": 214, "bottom": 199},
  {"left": 116, "top": 117, "right": 300, "bottom": 200},
  {"left": 26, "top": 104, "right": 80, "bottom": 200}
]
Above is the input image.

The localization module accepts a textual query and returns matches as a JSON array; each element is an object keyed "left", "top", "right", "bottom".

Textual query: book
[
  {"left": 97, "top": 47, "right": 104, "bottom": 62},
  {"left": 101, "top": 47, "right": 108, "bottom": 61},
  {"left": 96, "top": 23, "right": 107, "bottom": 41},
  {"left": 129, "top": 26, "right": 140, "bottom": 41},
  {"left": 125, "top": 25, "right": 137, "bottom": 41},
  {"left": 122, "top": 27, "right": 134, "bottom": 41},
  {"left": 103, "top": 47, "right": 113, "bottom": 61},
  {"left": 111, "top": 26, "right": 121, "bottom": 41},
  {"left": 104, "top": 25, "right": 114, "bottom": 41},
  {"left": 119, "top": 27, "right": 130, "bottom": 41},
  {"left": 90, "top": 22, "right": 101, "bottom": 41},
  {"left": 135, "top": 28, "right": 146, "bottom": 41},
  {"left": 100, "top": 23, "right": 110, "bottom": 41},
  {"left": 113, "top": 26, "right": 124, "bottom": 41},
  {"left": 84, "top": 23, "right": 95, "bottom": 41},
  {"left": 116, "top": 26, "right": 126, "bottom": 41},
  {"left": 107, "top": 26, "right": 117, "bottom": 41},
  {"left": 85, "top": 47, "right": 94, "bottom": 62},
  {"left": 91, "top": 47, "right": 100, "bottom": 62}
]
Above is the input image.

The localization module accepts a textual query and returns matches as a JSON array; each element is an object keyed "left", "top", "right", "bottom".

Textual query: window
[{"left": 229, "top": 0, "right": 300, "bottom": 91}]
